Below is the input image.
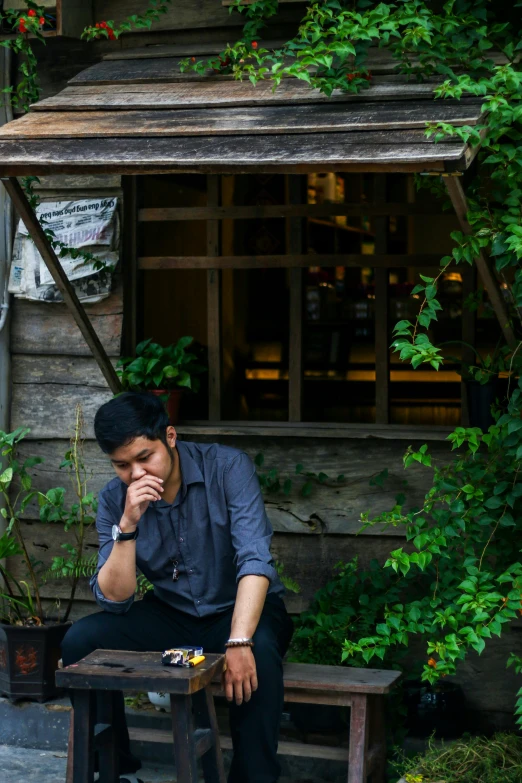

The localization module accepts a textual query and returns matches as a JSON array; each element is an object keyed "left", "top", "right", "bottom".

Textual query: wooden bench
[{"left": 131, "top": 661, "right": 401, "bottom": 783}]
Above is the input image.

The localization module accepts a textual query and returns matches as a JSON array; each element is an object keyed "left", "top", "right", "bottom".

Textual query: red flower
[
  {"left": 18, "top": 19, "right": 27, "bottom": 33},
  {"left": 27, "top": 9, "right": 36, "bottom": 16},
  {"left": 251, "top": 40, "right": 258, "bottom": 49},
  {"left": 191, "top": 56, "right": 196, "bottom": 62},
  {"left": 100, "top": 20, "right": 108, "bottom": 28},
  {"left": 108, "top": 29, "right": 116, "bottom": 40},
  {"left": 347, "top": 73, "right": 354, "bottom": 82},
  {"left": 39, "top": 17, "right": 45, "bottom": 25}
]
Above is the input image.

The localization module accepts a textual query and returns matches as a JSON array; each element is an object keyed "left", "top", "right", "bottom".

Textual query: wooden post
[
  {"left": 286, "top": 175, "right": 304, "bottom": 422},
  {"left": 122, "top": 175, "right": 138, "bottom": 356},
  {"left": 170, "top": 693, "right": 199, "bottom": 783},
  {"left": 207, "top": 175, "right": 222, "bottom": 421},
  {"left": 2, "top": 177, "right": 121, "bottom": 394},
  {"left": 445, "top": 176, "right": 516, "bottom": 348},
  {"left": 373, "top": 175, "right": 389, "bottom": 425},
  {"left": 460, "top": 264, "right": 477, "bottom": 426}
]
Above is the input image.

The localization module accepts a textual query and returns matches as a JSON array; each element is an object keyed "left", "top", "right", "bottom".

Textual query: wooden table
[{"left": 56, "top": 649, "right": 226, "bottom": 783}]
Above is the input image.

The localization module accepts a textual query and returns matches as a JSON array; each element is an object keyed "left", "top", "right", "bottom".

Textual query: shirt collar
[{"left": 176, "top": 441, "right": 205, "bottom": 487}]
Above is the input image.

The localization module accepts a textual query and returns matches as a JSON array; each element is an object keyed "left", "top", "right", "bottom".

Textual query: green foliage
[
  {"left": 0, "top": 426, "right": 44, "bottom": 622},
  {"left": 254, "top": 451, "right": 345, "bottom": 498},
  {"left": 289, "top": 558, "right": 406, "bottom": 668},
  {"left": 393, "top": 733, "right": 522, "bottom": 783},
  {"left": 34, "top": 405, "right": 97, "bottom": 623},
  {"left": 117, "top": 337, "right": 207, "bottom": 393},
  {"left": 274, "top": 560, "right": 300, "bottom": 594},
  {"left": 342, "top": 379, "right": 522, "bottom": 724}
]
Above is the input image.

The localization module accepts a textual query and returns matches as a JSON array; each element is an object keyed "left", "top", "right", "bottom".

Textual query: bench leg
[
  {"left": 368, "top": 695, "right": 387, "bottom": 783},
  {"left": 197, "top": 686, "right": 226, "bottom": 783},
  {"left": 98, "top": 691, "right": 120, "bottom": 783},
  {"left": 171, "top": 693, "right": 199, "bottom": 783},
  {"left": 72, "top": 690, "right": 96, "bottom": 783},
  {"left": 348, "top": 694, "right": 369, "bottom": 783}
]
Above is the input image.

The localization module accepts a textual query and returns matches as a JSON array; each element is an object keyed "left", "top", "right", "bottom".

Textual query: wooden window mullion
[
  {"left": 373, "top": 175, "right": 390, "bottom": 425},
  {"left": 206, "top": 174, "right": 222, "bottom": 421},
  {"left": 286, "top": 175, "right": 305, "bottom": 422}
]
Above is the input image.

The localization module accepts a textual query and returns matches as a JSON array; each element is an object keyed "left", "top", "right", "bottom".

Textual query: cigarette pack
[{"left": 161, "top": 646, "right": 204, "bottom": 667}]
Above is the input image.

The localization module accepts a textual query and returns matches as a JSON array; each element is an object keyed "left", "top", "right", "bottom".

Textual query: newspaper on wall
[{"left": 8, "top": 197, "right": 120, "bottom": 303}]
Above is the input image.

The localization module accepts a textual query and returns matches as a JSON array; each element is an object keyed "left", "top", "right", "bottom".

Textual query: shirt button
[
  {"left": 196, "top": 600, "right": 201, "bottom": 604},
  {"left": 189, "top": 569, "right": 193, "bottom": 574},
  {"left": 179, "top": 538, "right": 184, "bottom": 543}
]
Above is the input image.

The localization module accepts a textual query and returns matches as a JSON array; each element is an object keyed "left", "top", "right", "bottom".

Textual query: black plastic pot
[
  {"left": 405, "top": 680, "right": 467, "bottom": 738},
  {"left": 466, "top": 379, "right": 498, "bottom": 431},
  {"left": 0, "top": 621, "right": 71, "bottom": 702}
]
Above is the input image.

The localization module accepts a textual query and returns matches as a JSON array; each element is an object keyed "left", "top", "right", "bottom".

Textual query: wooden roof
[{"left": 0, "top": 47, "right": 485, "bottom": 175}]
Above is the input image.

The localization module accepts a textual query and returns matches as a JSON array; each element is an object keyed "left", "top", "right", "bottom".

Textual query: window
[{"left": 130, "top": 171, "right": 490, "bottom": 432}]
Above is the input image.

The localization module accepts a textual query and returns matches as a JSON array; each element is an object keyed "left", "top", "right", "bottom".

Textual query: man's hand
[
  {"left": 223, "top": 646, "right": 258, "bottom": 706},
  {"left": 121, "top": 474, "right": 164, "bottom": 531}
]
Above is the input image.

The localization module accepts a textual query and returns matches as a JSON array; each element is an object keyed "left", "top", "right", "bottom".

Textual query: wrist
[{"left": 120, "top": 517, "right": 137, "bottom": 534}]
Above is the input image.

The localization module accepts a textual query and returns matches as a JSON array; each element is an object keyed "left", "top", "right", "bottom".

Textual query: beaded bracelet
[{"left": 225, "top": 637, "right": 254, "bottom": 649}]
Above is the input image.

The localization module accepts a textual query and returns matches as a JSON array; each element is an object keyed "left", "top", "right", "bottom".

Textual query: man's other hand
[{"left": 223, "top": 646, "right": 258, "bottom": 706}]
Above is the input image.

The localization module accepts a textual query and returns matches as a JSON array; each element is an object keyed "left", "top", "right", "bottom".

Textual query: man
[{"left": 61, "top": 391, "right": 293, "bottom": 783}]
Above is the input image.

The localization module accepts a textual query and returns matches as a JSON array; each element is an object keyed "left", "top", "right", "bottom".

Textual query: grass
[{"left": 392, "top": 733, "right": 522, "bottom": 783}]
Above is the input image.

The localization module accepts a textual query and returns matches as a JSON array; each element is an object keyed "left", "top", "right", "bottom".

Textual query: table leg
[
  {"left": 72, "top": 690, "right": 95, "bottom": 783},
  {"left": 65, "top": 710, "right": 74, "bottom": 783},
  {"left": 348, "top": 693, "right": 369, "bottom": 783},
  {"left": 98, "top": 691, "right": 120, "bottom": 783},
  {"left": 170, "top": 693, "right": 199, "bottom": 783},
  {"left": 197, "top": 686, "right": 226, "bottom": 783}
]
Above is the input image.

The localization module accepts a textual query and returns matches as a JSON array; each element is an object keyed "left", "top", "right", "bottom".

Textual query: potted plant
[
  {"left": 0, "top": 406, "right": 97, "bottom": 701},
  {"left": 116, "top": 337, "right": 207, "bottom": 424},
  {"left": 0, "top": 427, "right": 70, "bottom": 702}
]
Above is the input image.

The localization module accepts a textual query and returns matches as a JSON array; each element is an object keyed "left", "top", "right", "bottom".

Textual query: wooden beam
[
  {"left": 138, "top": 202, "right": 443, "bottom": 221},
  {"left": 207, "top": 175, "right": 222, "bottom": 421},
  {"left": 286, "top": 175, "right": 304, "bottom": 422},
  {"left": 139, "top": 253, "right": 443, "bottom": 270},
  {"left": 445, "top": 177, "right": 517, "bottom": 348},
  {"left": 373, "top": 175, "right": 389, "bottom": 425},
  {"left": 2, "top": 177, "right": 121, "bottom": 394},
  {"left": 122, "top": 175, "right": 138, "bottom": 355}
]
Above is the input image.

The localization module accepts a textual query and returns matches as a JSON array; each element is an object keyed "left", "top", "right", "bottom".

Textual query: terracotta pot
[
  {"left": 149, "top": 388, "right": 183, "bottom": 425},
  {"left": 0, "top": 621, "right": 71, "bottom": 702}
]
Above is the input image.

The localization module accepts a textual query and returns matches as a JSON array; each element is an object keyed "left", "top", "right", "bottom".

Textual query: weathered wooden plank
[
  {"left": 93, "top": 0, "right": 288, "bottom": 33},
  {"left": 33, "top": 81, "right": 470, "bottom": 111},
  {"left": 12, "top": 436, "right": 447, "bottom": 536},
  {"left": 177, "top": 421, "right": 453, "bottom": 440},
  {"left": 0, "top": 103, "right": 483, "bottom": 139},
  {"left": 11, "top": 384, "right": 113, "bottom": 438},
  {"left": 102, "top": 40, "right": 289, "bottom": 62},
  {"left": 0, "top": 136, "right": 467, "bottom": 176},
  {"left": 11, "top": 355, "right": 115, "bottom": 387},
  {"left": 10, "top": 296, "right": 123, "bottom": 356},
  {"left": 138, "top": 202, "right": 444, "bottom": 221},
  {"left": 139, "top": 253, "right": 445, "bottom": 270}
]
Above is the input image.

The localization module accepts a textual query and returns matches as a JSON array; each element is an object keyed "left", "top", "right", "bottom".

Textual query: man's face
[{"left": 109, "top": 426, "right": 177, "bottom": 486}]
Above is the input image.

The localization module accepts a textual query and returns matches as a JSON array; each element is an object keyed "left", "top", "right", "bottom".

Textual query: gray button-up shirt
[{"left": 90, "top": 441, "right": 284, "bottom": 616}]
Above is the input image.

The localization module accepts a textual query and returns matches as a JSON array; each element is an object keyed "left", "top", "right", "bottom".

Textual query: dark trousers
[{"left": 61, "top": 592, "right": 293, "bottom": 783}]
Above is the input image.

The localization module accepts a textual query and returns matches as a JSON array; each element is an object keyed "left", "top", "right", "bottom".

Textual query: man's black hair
[{"left": 94, "top": 392, "right": 170, "bottom": 454}]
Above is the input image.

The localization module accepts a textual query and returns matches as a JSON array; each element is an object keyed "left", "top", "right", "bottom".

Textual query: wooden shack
[{"left": 0, "top": 1, "right": 519, "bottom": 728}]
